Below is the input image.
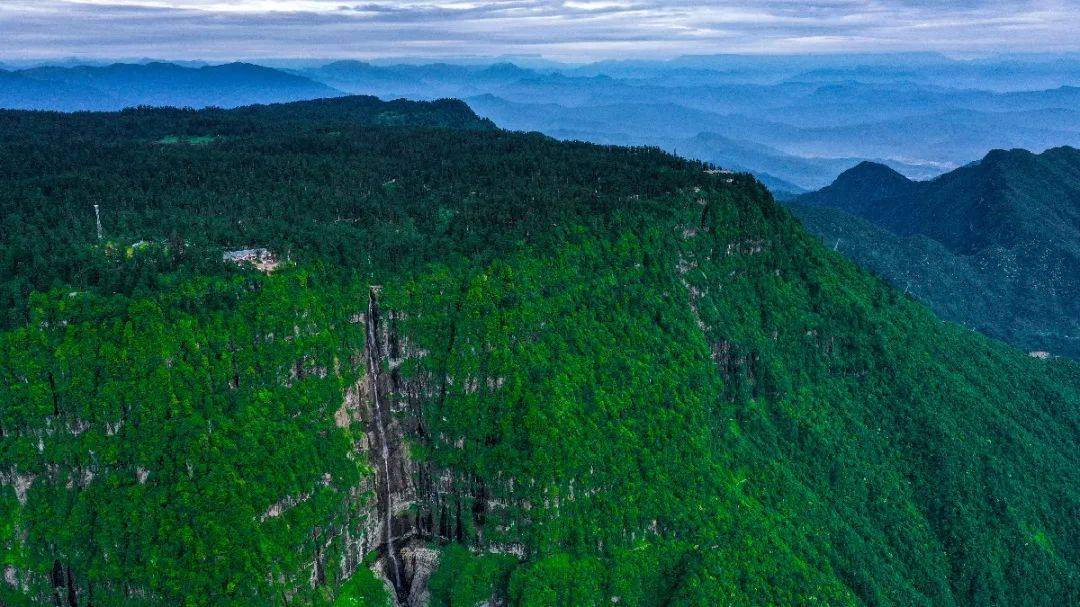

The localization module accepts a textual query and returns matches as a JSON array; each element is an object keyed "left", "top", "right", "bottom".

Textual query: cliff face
[
  {"left": 350, "top": 282, "right": 537, "bottom": 605},
  {"left": 347, "top": 288, "right": 425, "bottom": 603},
  {"left": 347, "top": 287, "right": 483, "bottom": 606}
]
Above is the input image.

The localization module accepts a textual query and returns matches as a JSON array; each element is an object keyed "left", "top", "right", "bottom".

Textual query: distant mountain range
[
  {"left": 0, "top": 56, "right": 1077, "bottom": 190},
  {"left": 0, "top": 62, "right": 342, "bottom": 111},
  {"left": 789, "top": 146, "right": 1080, "bottom": 359},
  {"left": 288, "top": 58, "right": 1079, "bottom": 189}
]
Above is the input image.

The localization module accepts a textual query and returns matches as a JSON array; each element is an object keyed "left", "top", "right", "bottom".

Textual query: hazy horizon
[
  {"left": 6, "top": 50, "right": 1080, "bottom": 66},
  {"left": 6, "top": 51, "right": 1080, "bottom": 77}
]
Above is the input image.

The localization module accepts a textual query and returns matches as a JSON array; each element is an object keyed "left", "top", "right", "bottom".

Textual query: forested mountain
[
  {"left": 791, "top": 147, "right": 1080, "bottom": 358},
  {"left": 0, "top": 62, "right": 342, "bottom": 111},
  {"left": 1, "top": 97, "right": 1078, "bottom": 607},
  {"left": 796, "top": 161, "right": 920, "bottom": 211}
]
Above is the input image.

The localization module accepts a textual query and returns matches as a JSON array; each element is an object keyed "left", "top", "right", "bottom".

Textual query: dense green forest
[
  {"left": 791, "top": 150, "right": 1080, "bottom": 359},
  {"left": 1, "top": 97, "right": 1078, "bottom": 606}
]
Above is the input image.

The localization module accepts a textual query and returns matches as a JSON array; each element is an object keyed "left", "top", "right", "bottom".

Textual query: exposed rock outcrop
[
  {"left": 335, "top": 286, "right": 523, "bottom": 605},
  {"left": 334, "top": 287, "right": 435, "bottom": 605},
  {"left": 222, "top": 248, "right": 280, "bottom": 272}
]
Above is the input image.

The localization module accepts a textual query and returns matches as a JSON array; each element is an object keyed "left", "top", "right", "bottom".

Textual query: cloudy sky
[{"left": 1, "top": 0, "right": 1078, "bottom": 62}]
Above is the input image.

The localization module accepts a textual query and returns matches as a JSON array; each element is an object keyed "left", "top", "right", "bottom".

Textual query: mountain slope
[
  {"left": 0, "top": 62, "right": 344, "bottom": 111},
  {"left": 0, "top": 98, "right": 1077, "bottom": 606},
  {"left": 791, "top": 147, "right": 1080, "bottom": 357}
]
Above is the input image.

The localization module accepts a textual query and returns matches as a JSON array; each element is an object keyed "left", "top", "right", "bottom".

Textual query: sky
[{"left": 1, "top": 1, "right": 1079, "bottom": 62}]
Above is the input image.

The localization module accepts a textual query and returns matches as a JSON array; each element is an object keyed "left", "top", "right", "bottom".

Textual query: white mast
[{"left": 94, "top": 204, "right": 103, "bottom": 241}]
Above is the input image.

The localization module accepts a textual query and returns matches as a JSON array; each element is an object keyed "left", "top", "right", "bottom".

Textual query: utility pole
[{"left": 94, "top": 204, "right": 103, "bottom": 241}]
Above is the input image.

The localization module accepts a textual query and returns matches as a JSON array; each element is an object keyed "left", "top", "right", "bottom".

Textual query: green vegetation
[
  {"left": 791, "top": 149, "right": 1080, "bottom": 359},
  {"left": 1, "top": 97, "right": 1077, "bottom": 606},
  {"left": 428, "top": 545, "right": 515, "bottom": 607},
  {"left": 334, "top": 568, "right": 391, "bottom": 607},
  {"left": 157, "top": 135, "right": 218, "bottom": 145}
]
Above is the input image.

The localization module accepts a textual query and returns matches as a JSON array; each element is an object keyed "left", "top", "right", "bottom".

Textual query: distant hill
[
  {"left": 791, "top": 146, "right": 1080, "bottom": 358},
  {"left": 297, "top": 60, "right": 427, "bottom": 95},
  {"left": 796, "top": 160, "right": 919, "bottom": 212},
  {"left": 295, "top": 60, "right": 544, "bottom": 100},
  {"left": 0, "top": 62, "right": 343, "bottom": 111}
]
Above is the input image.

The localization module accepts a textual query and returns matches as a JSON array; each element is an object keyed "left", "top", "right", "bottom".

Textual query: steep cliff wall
[
  {"left": 348, "top": 284, "right": 519, "bottom": 605},
  {"left": 343, "top": 288, "right": 443, "bottom": 606}
]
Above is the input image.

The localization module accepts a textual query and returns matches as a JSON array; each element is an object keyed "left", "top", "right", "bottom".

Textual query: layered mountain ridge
[{"left": 3, "top": 56, "right": 1079, "bottom": 191}]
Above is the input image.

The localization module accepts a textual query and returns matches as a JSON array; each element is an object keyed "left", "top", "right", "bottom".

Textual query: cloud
[{"left": 0, "top": 0, "right": 1077, "bottom": 61}]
